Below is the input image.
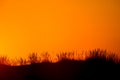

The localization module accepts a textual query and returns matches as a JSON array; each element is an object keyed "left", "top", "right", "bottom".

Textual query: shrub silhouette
[
  {"left": 0, "top": 56, "right": 9, "bottom": 65},
  {"left": 41, "top": 52, "right": 50, "bottom": 62},
  {"left": 86, "top": 49, "right": 119, "bottom": 64},
  {"left": 18, "top": 57, "right": 27, "bottom": 65},
  {"left": 18, "top": 49, "right": 119, "bottom": 65},
  {"left": 28, "top": 53, "right": 38, "bottom": 64},
  {"left": 0, "top": 49, "right": 120, "bottom": 80},
  {"left": 0, "top": 49, "right": 119, "bottom": 66},
  {"left": 57, "top": 52, "right": 75, "bottom": 61},
  {"left": 89, "top": 49, "right": 107, "bottom": 59}
]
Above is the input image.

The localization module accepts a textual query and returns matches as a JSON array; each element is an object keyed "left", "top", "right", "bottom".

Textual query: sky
[{"left": 0, "top": 0, "right": 120, "bottom": 59}]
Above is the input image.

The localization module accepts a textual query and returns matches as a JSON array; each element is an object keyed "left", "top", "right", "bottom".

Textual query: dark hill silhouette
[{"left": 0, "top": 49, "right": 120, "bottom": 80}]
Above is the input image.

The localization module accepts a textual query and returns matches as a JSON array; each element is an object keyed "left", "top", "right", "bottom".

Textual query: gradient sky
[{"left": 0, "top": 0, "right": 120, "bottom": 59}]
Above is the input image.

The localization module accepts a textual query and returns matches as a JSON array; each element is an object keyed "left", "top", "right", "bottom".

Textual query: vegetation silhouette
[
  {"left": 0, "top": 49, "right": 120, "bottom": 80},
  {"left": 0, "top": 56, "right": 9, "bottom": 65}
]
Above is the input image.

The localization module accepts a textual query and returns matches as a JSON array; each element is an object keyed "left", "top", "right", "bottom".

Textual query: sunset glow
[{"left": 0, "top": 0, "right": 120, "bottom": 59}]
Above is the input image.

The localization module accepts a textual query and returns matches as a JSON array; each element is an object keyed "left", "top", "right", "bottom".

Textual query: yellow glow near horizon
[{"left": 0, "top": 0, "right": 120, "bottom": 59}]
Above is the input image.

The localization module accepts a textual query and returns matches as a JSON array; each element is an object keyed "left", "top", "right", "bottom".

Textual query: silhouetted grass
[
  {"left": 87, "top": 49, "right": 120, "bottom": 64},
  {"left": 0, "top": 49, "right": 120, "bottom": 80},
  {"left": 0, "top": 56, "right": 10, "bottom": 65}
]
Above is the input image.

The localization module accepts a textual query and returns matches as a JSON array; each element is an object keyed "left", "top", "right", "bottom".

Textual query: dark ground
[{"left": 0, "top": 58, "right": 120, "bottom": 80}]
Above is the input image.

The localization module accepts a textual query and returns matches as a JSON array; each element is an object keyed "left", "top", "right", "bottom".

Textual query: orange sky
[{"left": 0, "top": 0, "right": 120, "bottom": 59}]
